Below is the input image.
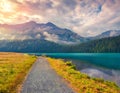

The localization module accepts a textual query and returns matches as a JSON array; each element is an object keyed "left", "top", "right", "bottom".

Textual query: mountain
[
  {"left": 1, "top": 21, "right": 120, "bottom": 44},
  {"left": 0, "top": 21, "right": 120, "bottom": 53},
  {"left": 92, "top": 30, "right": 120, "bottom": 39},
  {"left": 0, "top": 21, "right": 86, "bottom": 44}
]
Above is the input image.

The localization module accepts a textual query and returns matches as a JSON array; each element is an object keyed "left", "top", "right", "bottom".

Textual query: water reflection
[{"left": 69, "top": 59, "right": 120, "bottom": 86}]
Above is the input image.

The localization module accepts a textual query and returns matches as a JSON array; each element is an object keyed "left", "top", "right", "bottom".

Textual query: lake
[{"left": 29, "top": 53, "right": 120, "bottom": 86}]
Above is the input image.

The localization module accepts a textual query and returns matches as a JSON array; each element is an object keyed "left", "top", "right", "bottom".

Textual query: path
[{"left": 21, "top": 57, "right": 75, "bottom": 93}]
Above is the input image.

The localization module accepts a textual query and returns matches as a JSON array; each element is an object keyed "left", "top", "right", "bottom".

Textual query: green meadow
[{"left": 0, "top": 52, "right": 37, "bottom": 93}]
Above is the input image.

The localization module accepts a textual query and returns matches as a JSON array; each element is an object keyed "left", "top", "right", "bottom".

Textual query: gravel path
[{"left": 21, "top": 57, "right": 75, "bottom": 93}]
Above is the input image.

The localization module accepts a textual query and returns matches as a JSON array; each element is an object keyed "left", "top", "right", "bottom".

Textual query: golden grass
[
  {"left": 47, "top": 57, "right": 120, "bottom": 93},
  {"left": 0, "top": 52, "right": 37, "bottom": 93}
]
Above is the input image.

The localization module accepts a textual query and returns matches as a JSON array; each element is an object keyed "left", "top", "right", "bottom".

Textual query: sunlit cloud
[{"left": 0, "top": 0, "right": 120, "bottom": 37}]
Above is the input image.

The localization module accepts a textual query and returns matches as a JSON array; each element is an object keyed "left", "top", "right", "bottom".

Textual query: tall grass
[
  {"left": 0, "top": 52, "right": 37, "bottom": 93},
  {"left": 47, "top": 57, "right": 120, "bottom": 93}
]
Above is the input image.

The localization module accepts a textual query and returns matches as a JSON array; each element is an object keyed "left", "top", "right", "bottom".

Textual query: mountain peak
[
  {"left": 93, "top": 30, "right": 120, "bottom": 39},
  {"left": 46, "top": 22, "right": 56, "bottom": 27},
  {"left": 26, "top": 21, "right": 37, "bottom": 25}
]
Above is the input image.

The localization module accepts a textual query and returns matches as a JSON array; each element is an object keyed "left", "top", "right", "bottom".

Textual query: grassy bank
[
  {"left": 0, "top": 52, "right": 37, "bottom": 93},
  {"left": 47, "top": 57, "right": 120, "bottom": 93}
]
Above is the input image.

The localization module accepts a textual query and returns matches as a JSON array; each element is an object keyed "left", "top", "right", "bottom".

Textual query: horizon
[{"left": 0, "top": 0, "right": 120, "bottom": 37}]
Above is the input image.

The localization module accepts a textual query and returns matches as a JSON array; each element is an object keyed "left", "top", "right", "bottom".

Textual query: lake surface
[{"left": 29, "top": 53, "right": 120, "bottom": 86}]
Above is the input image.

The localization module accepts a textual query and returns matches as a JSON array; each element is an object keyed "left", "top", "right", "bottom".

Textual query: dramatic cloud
[{"left": 0, "top": 0, "right": 120, "bottom": 36}]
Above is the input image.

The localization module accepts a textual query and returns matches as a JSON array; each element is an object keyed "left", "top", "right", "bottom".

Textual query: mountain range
[
  {"left": 1, "top": 21, "right": 120, "bottom": 44},
  {"left": 0, "top": 21, "right": 86, "bottom": 44},
  {"left": 0, "top": 21, "right": 120, "bottom": 52}
]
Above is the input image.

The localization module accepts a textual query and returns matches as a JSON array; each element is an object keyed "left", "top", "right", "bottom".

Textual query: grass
[
  {"left": 47, "top": 57, "right": 120, "bottom": 93},
  {"left": 0, "top": 52, "right": 37, "bottom": 93}
]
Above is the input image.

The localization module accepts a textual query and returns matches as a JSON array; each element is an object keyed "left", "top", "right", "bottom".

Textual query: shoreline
[
  {"left": 47, "top": 57, "right": 120, "bottom": 93},
  {"left": 65, "top": 59, "right": 120, "bottom": 87}
]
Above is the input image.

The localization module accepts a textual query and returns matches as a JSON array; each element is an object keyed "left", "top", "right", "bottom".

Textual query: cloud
[
  {"left": 0, "top": 0, "right": 120, "bottom": 37},
  {"left": 43, "top": 32, "right": 59, "bottom": 42},
  {"left": 0, "top": 33, "right": 33, "bottom": 40},
  {"left": 35, "top": 34, "right": 41, "bottom": 39}
]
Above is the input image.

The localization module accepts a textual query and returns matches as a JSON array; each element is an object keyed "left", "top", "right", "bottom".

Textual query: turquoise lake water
[
  {"left": 30, "top": 53, "right": 120, "bottom": 70},
  {"left": 29, "top": 53, "right": 120, "bottom": 86}
]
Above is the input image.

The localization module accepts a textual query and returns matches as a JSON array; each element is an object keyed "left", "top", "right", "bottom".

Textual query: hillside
[
  {"left": 0, "top": 39, "right": 68, "bottom": 53},
  {"left": 0, "top": 35, "right": 120, "bottom": 53},
  {"left": 70, "top": 35, "right": 120, "bottom": 53}
]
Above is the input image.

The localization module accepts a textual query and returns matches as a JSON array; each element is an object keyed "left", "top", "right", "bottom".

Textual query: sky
[{"left": 0, "top": 0, "right": 120, "bottom": 37}]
